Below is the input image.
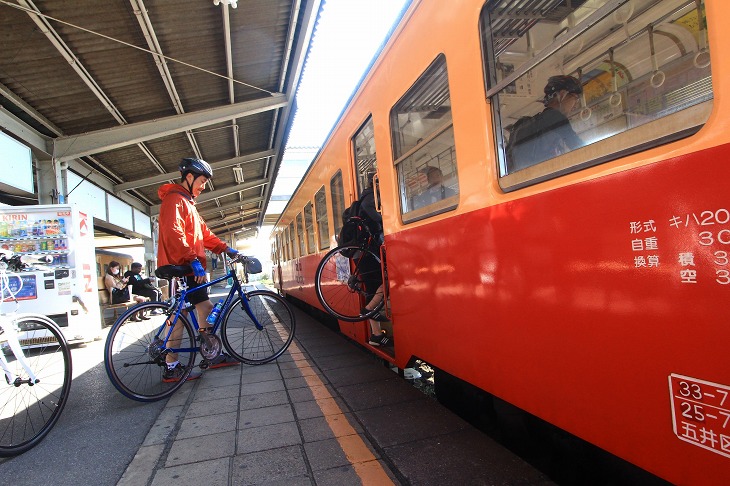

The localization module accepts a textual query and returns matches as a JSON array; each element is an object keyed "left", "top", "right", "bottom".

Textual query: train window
[
  {"left": 304, "top": 203, "right": 315, "bottom": 254},
  {"left": 353, "top": 116, "right": 378, "bottom": 197},
  {"left": 282, "top": 228, "right": 289, "bottom": 261},
  {"left": 481, "top": 0, "right": 713, "bottom": 191},
  {"left": 315, "top": 186, "right": 330, "bottom": 250},
  {"left": 390, "top": 54, "right": 460, "bottom": 224},
  {"left": 330, "top": 171, "right": 346, "bottom": 239},
  {"left": 288, "top": 222, "right": 296, "bottom": 259},
  {"left": 296, "top": 213, "right": 305, "bottom": 256}
]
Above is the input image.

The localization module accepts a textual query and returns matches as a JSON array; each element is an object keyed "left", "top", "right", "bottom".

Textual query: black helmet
[
  {"left": 179, "top": 158, "right": 213, "bottom": 180},
  {"left": 544, "top": 75, "right": 583, "bottom": 99}
]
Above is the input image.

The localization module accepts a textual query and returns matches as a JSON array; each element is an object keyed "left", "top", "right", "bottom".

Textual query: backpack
[
  {"left": 505, "top": 114, "right": 541, "bottom": 172},
  {"left": 337, "top": 200, "right": 373, "bottom": 258}
]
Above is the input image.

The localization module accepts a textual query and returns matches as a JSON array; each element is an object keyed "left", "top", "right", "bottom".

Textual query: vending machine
[{"left": 0, "top": 204, "right": 101, "bottom": 343}]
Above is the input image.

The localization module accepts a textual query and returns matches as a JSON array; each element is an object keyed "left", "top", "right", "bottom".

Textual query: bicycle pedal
[{"left": 199, "top": 360, "right": 210, "bottom": 370}]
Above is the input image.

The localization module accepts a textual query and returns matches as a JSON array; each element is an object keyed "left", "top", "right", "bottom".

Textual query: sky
[
  {"left": 285, "top": 0, "right": 410, "bottom": 148},
  {"left": 253, "top": 0, "right": 409, "bottom": 252}
]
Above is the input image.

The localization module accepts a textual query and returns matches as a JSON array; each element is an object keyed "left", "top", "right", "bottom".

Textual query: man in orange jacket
[{"left": 157, "top": 157, "right": 239, "bottom": 382}]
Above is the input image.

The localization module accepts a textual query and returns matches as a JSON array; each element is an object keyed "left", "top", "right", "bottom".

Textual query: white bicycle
[{"left": 0, "top": 249, "right": 71, "bottom": 456}]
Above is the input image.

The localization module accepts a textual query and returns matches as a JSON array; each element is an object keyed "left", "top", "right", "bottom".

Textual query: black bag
[
  {"left": 505, "top": 114, "right": 540, "bottom": 169},
  {"left": 245, "top": 257, "right": 263, "bottom": 274},
  {"left": 337, "top": 200, "right": 372, "bottom": 258}
]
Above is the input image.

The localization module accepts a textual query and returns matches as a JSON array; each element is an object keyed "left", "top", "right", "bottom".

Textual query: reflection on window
[
  {"left": 354, "top": 117, "right": 378, "bottom": 197},
  {"left": 304, "top": 203, "right": 315, "bottom": 254},
  {"left": 482, "top": 0, "right": 713, "bottom": 189},
  {"left": 296, "top": 213, "right": 305, "bottom": 257},
  {"left": 330, "top": 171, "right": 346, "bottom": 237},
  {"left": 391, "top": 55, "right": 459, "bottom": 223},
  {"left": 288, "top": 222, "right": 296, "bottom": 259},
  {"left": 315, "top": 187, "right": 329, "bottom": 250}
]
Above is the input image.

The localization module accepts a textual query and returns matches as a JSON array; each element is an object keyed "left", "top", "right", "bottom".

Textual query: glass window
[
  {"left": 283, "top": 227, "right": 289, "bottom": 261},
  {"left": 315, "top": 186, "right": 330, "bottom": 250},
  {"left": 304, "top": 203, "right": 315, "bottom": 254},
  {"left": 354, "top": 116, "right": 378, "bottom": 197},
  {"left": 295, "top": 215, "right": 305, "bottom": 257},
  {"left": 288, "top": 222, "right": 296, "bottom": 259},
  {"left": 481, "top": 0, "right": 712, "bottom": 190},
  {"left": 391, "top": 55, "right": 459, "bottom": 223},
  {"left": 330, "top": 171, "right": 346, "bottom": 238}
]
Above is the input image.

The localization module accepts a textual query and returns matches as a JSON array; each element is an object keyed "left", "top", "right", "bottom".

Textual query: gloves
[
  {"left": 191, "top": 259, "right": 206, "bottom": 278},
  {"left": 225, "top": 247, "right": 239, "bottom": 259}
]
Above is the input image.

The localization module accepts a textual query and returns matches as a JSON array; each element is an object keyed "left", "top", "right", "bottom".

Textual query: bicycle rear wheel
[
  {"left": 0, "top": 314, "right": 72, "bottom": 457},
  {"left": 314, "top": 246, "right": 384, "bottom": 321},
  {"left": 221, "top": 290, "right": 295, "bottom": 364},
  {"left": 104, "top": 302, "right": 196, "bottom": 402}
]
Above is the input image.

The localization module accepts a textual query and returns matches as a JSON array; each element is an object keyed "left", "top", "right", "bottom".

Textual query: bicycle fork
[{"left": 0, "top": 324, "right": 38, "bottom": 386}]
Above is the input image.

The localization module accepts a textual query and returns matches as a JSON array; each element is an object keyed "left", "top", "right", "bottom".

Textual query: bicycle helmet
[
  {"left": 179, "top": 158, "right": 213, "bottom": 180},
  {"left": 543, "top": 75, "right": 583, "bottom": 104}
]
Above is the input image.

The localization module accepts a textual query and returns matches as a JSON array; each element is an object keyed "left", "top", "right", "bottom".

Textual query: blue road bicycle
[{"left": 104, "top": 254, "right": 295, "bottom": 402}]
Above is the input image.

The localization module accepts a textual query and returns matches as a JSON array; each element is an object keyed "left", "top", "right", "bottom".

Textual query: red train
[{"left": 271, "top": 0, "right": 728, "bottom": 483}]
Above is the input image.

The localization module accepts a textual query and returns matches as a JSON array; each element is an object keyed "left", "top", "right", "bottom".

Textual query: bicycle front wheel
[
  {"left": 314, "top": 246, "right": 384, "bottom": 321},
  {"left": 221, "top": 290, "right": 295, "bottom": 365},
  {"left": 0, "top": 314, "right": 71, "bottom": 457},
  {"left": 104, "top": 302, "right": 196, "bottom": 402}
]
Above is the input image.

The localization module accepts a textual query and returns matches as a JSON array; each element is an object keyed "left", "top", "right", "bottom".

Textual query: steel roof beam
[
  {"left": 198, "top": 197, "right": 265, "bottom": 217},
  {"left": 149, "top": 178, "right": 269, "bottom": 215},
  {"left": 114, "top": 149, "right": 275, "bottom": 192},
  {"left": 53, "top": 94, "right": 287, "bottom": 163}
]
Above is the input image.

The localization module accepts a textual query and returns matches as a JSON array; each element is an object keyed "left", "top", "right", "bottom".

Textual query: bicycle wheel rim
[
  {"left": 104, "top": 302, "right": 195, "bottom": 402},
  {"left": 314, "top": 246, "right": 384, "bottom": 322},
  {"left": 221, "top": 291, "right": 295, "bottom": 365},
  {"left": 0, "top": 315, "right": 71, "bottom": 457}
]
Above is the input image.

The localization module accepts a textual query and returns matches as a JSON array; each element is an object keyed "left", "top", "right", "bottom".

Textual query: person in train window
[
  {"left": 412, "top": 166, "right": 456, "bottom": 210},
  {"left": 124, "top": 262, "right": 162, "bottom": 304},
  {"left": 506, "top": 75, "right": 584, "bottom": 173},
  {"left": 105, "top": 260, "right": 148, "bottom": 321},
  {"left": 157, "top": 158, "right": 241, "bottom": 382},
  {"left": 358, "top": 171, "right": 391, "bottom": 346}
]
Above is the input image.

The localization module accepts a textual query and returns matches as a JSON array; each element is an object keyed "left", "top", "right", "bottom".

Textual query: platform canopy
[{"left": 0, "top": 0, "right": 321, "bottom": 239}]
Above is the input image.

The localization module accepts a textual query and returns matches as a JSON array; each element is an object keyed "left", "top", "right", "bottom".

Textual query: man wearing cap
[{"left": 507, "top": 74, "right": 584, "bottom": 172}]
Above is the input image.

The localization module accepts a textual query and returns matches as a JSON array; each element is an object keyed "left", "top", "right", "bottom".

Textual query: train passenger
[
  {"left": 507, "top": 75, "right": 583, "bottom": 172},
  {"left": 105, "top": 260, "right": 148, "bottom": 321},
  {"left": 157, "top": 158, "right": 241, "bottom": 382},
  {"left": 124, "top": 262, "right": 163, "bottom": 306},
  {"left": 412, "top": 166, "right": 456, "bottom": 209},
  {"left": 358, "top": 172, "right": 390, "bottom": 346}
]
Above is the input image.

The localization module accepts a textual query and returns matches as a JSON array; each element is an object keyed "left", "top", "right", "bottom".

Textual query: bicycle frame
[{"left": 155, "top": 264, "right": 262, "bottom": 356}]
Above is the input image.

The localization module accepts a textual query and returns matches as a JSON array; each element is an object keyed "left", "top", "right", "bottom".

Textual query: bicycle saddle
[{"left": 155, "top": 265, "right": 192, "bottom": 280}]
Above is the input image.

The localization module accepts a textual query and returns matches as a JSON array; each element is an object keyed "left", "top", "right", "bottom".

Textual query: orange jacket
[{"left": 157, "top": 183, "right": 228, "bottom": 269}]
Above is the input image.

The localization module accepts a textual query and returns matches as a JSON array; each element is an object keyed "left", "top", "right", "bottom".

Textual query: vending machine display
[{"left": 0, "top": 204, "right": 100, "bottom": 343}]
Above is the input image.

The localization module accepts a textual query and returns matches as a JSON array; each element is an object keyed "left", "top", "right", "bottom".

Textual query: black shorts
[{"left": 184, "top": 276, "right": 209, "bottom": 306}]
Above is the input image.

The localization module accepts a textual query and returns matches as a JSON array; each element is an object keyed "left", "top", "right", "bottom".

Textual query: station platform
[{"left": 117, "top": 284, "right": 553, "bottom": 485}]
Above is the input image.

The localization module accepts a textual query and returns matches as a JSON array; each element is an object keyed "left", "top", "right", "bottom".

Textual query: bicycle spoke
[
  {"left": 221, "top": 291, "right": 295, "bottom": 364},
  {"left": 0, "top": 316, "right": 71, "bottom": 457},
  {"left": 105, "top": 302, "right": 195, "bottom": 402}
]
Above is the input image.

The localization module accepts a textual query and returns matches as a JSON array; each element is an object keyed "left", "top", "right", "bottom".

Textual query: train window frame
[
  {"left": 481, "top": 0, "right": 713, "bottom": 192},
  {"left": 353, "top": 116, "right": 378, "bottom": 198},
  {"left": 390, "top": 54, "right": 460, "bottom": 224},
  {"left": 330, "top": 170, "right": 346, "bottom": 241},
  {"left": 314, "top": 186, "right": 330, "bottom": 250},
  {"left": 304, "top": 202, "right": 315, "bottom": 254},
  {"left": 288, "top": 222, "right": 296, "bottom": 259},
  {"left": 296, "top": 213, "right": 305, "bottom": 257}
]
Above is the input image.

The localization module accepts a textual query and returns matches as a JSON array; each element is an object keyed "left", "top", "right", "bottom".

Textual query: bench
[{"left": 98, "top": 290, "right": 137, "bottom": 326}]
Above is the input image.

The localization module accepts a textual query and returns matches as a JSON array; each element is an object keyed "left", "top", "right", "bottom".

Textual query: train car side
[{"left": 273, "top": 1, "right": 730, "bottom": 483}]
